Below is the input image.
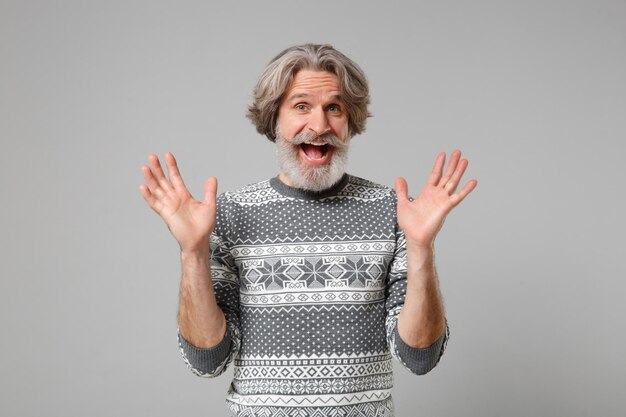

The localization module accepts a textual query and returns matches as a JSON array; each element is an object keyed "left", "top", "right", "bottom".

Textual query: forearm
[
  {"left": 397, "top": 243, "right": 446, "bottom": 348},
  {"left": 178, "top": 249, "right": 227, "bottom": 348}
]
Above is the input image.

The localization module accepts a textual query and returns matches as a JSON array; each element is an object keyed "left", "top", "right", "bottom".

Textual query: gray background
[{"left": 1, "top": 0, "right": 624, "bottom": 416}]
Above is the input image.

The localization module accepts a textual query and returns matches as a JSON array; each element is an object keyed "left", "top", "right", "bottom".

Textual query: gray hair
[{"left": 247, "top": 44, "right": 371, "bottom": 142}]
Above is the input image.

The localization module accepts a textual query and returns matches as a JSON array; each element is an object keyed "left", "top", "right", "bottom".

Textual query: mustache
[{"left": 289, "top": 131, "right": 348, "bottom": 148}]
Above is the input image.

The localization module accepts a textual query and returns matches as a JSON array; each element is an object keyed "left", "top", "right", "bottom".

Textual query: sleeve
[
  {"left": 385, "top": 224, "right": 449, "bottom": 375},
  {"left": 178, "top": 194, "right": 241, "bottom": 378}
]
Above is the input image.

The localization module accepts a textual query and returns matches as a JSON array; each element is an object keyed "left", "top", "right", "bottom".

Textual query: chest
[{"left": 228, "top": 197, "right": 398, "bottom": 302}]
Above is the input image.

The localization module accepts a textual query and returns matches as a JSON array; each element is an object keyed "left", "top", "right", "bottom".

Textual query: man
[{"left": 140, "top": 44, "right": 476, "bottom": 416}]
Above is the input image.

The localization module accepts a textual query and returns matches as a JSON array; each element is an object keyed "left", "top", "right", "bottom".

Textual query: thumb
[
  {"left": 394, "top": 177, "right": 409, "bottom": 204},
  {"left": 203, "top": 176, "right": 218, "bottom": 205}
]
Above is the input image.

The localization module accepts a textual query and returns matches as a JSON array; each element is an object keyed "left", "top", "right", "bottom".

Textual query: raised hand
[
  {"left": 395, "top": 150, "right": 477, "bottom": 248},
  {"left": 139, "top": 153, "right": 217, "bottom": 253}
]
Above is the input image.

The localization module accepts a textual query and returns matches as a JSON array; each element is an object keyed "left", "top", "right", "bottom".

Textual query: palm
[
  {"left": 396, "top": 150, "right": 477, "bottom": 248},
  {"left": 161, "top": 193, "right": 215, "bottom": 247},
  {"left": 140, "top": 153, "right": 217, "bottom": 252}
]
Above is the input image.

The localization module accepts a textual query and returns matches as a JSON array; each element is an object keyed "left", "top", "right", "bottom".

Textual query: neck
[
  {"left": 271, "top": 173, "right": 350, "bottom": 199},
  {"left": 278, "top": 172, "right": 294, "bottom": 187}
]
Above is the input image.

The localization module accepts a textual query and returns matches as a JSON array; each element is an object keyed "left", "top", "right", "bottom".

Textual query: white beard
[{"left": 275, "top": 130, "right": 350, "bottom": 192}]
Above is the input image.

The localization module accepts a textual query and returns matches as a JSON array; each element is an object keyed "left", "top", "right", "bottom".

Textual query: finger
[
  {"left": 148, "top": 154, "right": 173, "bottom": 192},
  {"left": 203, "top": 176, "right": 218, "bottom": 205},
  {"left": 139, "top": 184, "right": 164, "bottom": 213},
  {"left": 427, "top": 152, "right": 446, "bottom": 186},
  {"left": 141, "top": 164, "right": 162, "bottom": 194},
  {"left": 450, "top": 179, "right": 478, "bottom": 207},
  {"left": 141, "top": 165, "right": 168, "bottom": 203},
  {"left": 438, "top": 150, "right": 461, "bottom": 187},
  {"left": 164, "top": 152, "right": 189, "bottom": 193},
  {"left": 446, "top": 158, "right": 469, "bottom": 194},
  {"left": 394, "top": 177, "right": 410, "bottom": 203},
  {"left": 139, "top": 184, "right": 153, "bottom": 203}
]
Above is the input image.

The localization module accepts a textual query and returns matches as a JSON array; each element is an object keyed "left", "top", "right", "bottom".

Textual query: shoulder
[
  {"left": 217, "top": 178, "right": 278, "bottom": 206},
  {"left": 337, "top": 175, "right": 397, "bottom": 202}
]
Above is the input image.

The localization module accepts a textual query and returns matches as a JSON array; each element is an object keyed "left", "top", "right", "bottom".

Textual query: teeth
[{"left": 304, "top": 142, "right": 326, "bottom": 146}]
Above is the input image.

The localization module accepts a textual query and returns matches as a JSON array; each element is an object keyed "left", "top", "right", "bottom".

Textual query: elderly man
[{"left": 140, "top": 44, "right": 476, "bottom": 417}]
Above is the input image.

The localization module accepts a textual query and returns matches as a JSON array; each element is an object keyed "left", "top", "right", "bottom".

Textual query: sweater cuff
[
  {"left": 394, "top": 325, "right": 447, "bottom": 375},
  {"left": 178, "top": 329, "right": 232, "bottom": 374}
]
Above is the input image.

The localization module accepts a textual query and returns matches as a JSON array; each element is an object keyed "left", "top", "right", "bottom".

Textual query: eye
[
  {"left": 327, "top": 104, "right": 341, "bottom": 113},
  {"left": 295, "top": 104, "right": 308, "bottom": 111}
]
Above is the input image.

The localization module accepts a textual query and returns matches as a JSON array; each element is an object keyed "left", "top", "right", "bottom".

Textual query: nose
[{"left": 307, "top": 107, "right": 331, "bottom": 136}]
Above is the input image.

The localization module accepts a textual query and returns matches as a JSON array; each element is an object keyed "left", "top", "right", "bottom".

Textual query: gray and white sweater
[{"left": 178, "top": 174, "right": 449, "bottom": 417}]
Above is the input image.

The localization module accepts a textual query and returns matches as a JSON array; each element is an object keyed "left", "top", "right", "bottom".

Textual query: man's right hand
[
  {"left": 139, "top": 152, "right": 217, "bottom": 254},
  {"left": 141, "top": 153, "right": 226, "bottom": 348}
]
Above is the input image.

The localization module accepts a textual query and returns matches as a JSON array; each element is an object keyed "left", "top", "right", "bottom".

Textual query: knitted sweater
[{"left": 178, "top": 174, "right": 448, "bottom": 417}]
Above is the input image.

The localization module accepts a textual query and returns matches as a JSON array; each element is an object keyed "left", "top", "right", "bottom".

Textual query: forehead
[{"left": 284, "top": 70, "right": 341, "bottom": 100}]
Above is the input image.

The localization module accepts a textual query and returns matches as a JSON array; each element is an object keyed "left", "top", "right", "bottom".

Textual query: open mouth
[{"left": 300, "top": 143, "right": 330, "bottom": 160}]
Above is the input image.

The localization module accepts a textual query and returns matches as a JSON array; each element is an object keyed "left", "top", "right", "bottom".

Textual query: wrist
[
  {"left": 180, "top": 246, "right": 210, "bottom": 261},
  {"left": 405, "top": 239, "right": 434, "bottom": 257},
  {"left": 177, "top": 231, "right": 213, "bottom": 256}
]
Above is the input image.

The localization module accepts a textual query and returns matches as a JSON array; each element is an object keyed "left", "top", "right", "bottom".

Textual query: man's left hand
[{"left": 395, "top": 150, "right": 477, "bottom": 249}]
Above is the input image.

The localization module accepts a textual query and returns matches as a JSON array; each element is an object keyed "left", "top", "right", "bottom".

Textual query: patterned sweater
[{"left": 178, "top": 174, "right": 448, "bottom": 417}]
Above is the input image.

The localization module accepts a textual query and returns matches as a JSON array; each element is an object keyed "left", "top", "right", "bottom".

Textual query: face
[{"left": 276, "top": 70, "right": 351, "bottom": 191}]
